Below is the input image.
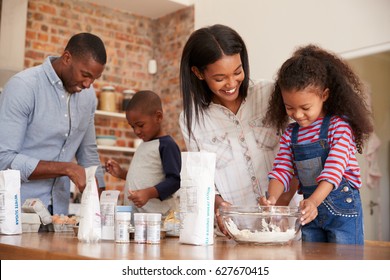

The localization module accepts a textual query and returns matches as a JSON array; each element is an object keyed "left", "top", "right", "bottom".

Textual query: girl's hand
[
  {"left": 299, "top": 198, "right": 318, "bottom": 225},
  {"left": 258, "top": 195, "right": 277, "bottom": 206}
]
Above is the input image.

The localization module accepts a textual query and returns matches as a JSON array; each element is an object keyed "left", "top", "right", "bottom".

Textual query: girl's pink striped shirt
[{"left": 269, "top": 116, "right": 361, "bottom": 191}]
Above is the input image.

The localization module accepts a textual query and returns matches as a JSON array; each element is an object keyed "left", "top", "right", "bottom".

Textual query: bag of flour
[
  {"left": 0, "top": 170, "right": 22, "bottom": 235},
  {"left": 77, "top": 166, "right": 101, "bottom": 243},
  {"left": 179, "top": 152, "right": 216, "bottom": 245}
]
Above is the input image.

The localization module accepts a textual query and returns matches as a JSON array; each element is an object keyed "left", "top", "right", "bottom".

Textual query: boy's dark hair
[
  {"left": 126, "top": 90, "right": 163, "bottom": 115},
  {"left": 263, "top": 44, "right": 373, "bottom": 153},
  {"left": 65, "top": 33, "right": 107, "bottom": 65}
]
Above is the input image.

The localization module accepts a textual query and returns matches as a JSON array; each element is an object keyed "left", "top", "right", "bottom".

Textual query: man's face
[{"left": 61, "top": 51, "right": 104, "bottom": 93}]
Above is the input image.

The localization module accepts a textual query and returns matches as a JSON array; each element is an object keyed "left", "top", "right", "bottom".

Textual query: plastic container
[
  {"left": 146, "top": 213, "right": 161, "bottom": 244},
  {"left": 133, "top": 213, "right": 147, "bottom": 243},
  {"left": 99, "top": 86, "right": 117, "bottom": 112},
  {"left": 100, "top": 190, "right": 120, "bottom": 240},
  {"left": 115, "top": 206, "right": 132, "bottom": 243}
]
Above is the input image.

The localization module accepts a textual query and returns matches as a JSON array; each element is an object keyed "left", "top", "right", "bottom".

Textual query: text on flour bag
[{"left": 179, "top": 152, "right": 216, "bottom": 245}]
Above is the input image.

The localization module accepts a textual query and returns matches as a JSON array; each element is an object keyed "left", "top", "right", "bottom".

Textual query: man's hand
[{"left": 29, "top": 161, "right": 87, "bottom": 192}]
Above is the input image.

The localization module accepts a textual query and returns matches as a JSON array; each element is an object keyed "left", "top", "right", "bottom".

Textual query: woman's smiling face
[{"left": 193, "top": 53, "right": 245, "bottom": 112}]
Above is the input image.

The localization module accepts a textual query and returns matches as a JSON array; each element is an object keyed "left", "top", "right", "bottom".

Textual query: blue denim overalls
[{"left": 291, "top": 115, "right": 364, "bottom": 244}]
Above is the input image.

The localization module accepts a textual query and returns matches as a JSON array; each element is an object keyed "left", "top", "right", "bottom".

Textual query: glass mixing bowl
[{"left": 220, "top": 205, "right": 302, "bottom": 245}]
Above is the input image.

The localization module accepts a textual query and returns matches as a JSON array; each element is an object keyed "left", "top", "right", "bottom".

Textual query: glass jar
[
  {"left": 99, "top": 86, "right": 117, "bottom": 112},
  {"left": 122, "top": 89, "right": 136, "bottom": 111}
]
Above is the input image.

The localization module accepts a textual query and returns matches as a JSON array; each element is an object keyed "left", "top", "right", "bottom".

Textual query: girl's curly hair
[{"left": 263, "top": 44, "right": 373, "bottom": 153}]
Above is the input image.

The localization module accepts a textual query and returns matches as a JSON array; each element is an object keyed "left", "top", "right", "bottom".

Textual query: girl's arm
[
  {"left": 275, "top": 177, "right": 299, "bottom": 206},
  {"left": 259, "top": 178, "right": 284, "bottom": 205},
  {"left": 299, "top": 180, "right": 333, "bottom": 225},
  {"left": 259, "top": 177, "right": 299, "bottom": 206},
  {"left": 261, "top": 126, "right": 296, "bottom": 206}
]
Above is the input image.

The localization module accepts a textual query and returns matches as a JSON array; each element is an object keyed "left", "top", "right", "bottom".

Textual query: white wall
[{"left": 194, "top": 0, "right": 390, "bottom": 80}]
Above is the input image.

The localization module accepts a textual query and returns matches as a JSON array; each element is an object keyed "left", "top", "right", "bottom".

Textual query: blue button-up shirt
[{"left": 0, "top": 56, "right": 105, "bottom": 214}]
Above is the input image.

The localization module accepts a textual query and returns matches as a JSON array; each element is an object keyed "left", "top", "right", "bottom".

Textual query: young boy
[{"left": 105, "top": 90, "right": 181, "bottom": 216}]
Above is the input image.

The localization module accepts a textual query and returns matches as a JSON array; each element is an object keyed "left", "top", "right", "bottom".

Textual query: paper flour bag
[
  {"left": 77, "top": 166, "right": 101, "bottom": 243},
  {"left": 0, "top": 170, "right": 22, "bottom": 235},
  {"left": 179, "top": 152, "right": 216, "bottom": 245}
]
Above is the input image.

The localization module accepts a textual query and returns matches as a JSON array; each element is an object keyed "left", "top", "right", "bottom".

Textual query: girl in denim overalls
[{"left": 260, "top": 45, "right": 374, "bottom": 244}]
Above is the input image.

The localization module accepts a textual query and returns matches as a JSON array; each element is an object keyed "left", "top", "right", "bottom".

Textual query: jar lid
[
  {"left": 101, "top": 85, "right": 115, "bottom": 91},
  {"left": 116, "top": 205, "right": 132, "bottom": 212},
  {"left": 123, "top": 89, "right": 136, "bottom": 94},
  {"left": 133, "top": 213, "right": 147, "bottom": 220},
  {"left": 146, "top": 213, "right": 162, "bottom": 221}
]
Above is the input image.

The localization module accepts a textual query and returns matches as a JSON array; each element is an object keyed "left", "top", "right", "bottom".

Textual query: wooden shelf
[
  {"left": 97, "top": 145, "right": 135, "bottom": 153},
  {"left": 95, "top": 110, "right": 133, "bottom": 153},
  {"left": 95, "top": 110, "right": 126, "bottom": 119}
]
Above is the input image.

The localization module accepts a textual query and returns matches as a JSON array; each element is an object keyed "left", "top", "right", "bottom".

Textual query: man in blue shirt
[{"left": 0, "top": 33, "right": 107, "bottom": 215}]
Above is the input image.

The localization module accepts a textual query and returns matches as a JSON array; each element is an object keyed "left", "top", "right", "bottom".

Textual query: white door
[{"left": 357, "top": 152, "right": 382, "bottom": 241}]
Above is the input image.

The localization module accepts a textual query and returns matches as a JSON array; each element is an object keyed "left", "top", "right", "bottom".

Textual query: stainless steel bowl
[{"left": 220, "top": 205, "right": 301, "bottom": 245}]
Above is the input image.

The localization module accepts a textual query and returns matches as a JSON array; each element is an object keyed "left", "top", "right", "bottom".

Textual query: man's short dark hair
[{"left": 65, "top": 33, "right": 107, "bottom": 65}]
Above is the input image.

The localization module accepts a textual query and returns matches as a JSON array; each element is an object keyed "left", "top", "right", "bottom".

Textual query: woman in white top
[{"left": 179, "top": 24, "right": 298, "bottom": 235}]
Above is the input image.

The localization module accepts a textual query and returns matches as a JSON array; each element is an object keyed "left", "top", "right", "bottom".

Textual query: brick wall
[{"left": 24, "top": 0, "right": 194, "bottom": 203}]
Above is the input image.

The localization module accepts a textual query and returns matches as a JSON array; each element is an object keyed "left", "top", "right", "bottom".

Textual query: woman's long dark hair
[{"left": 180, "top": 24, "right": 250, "bottom": 139}]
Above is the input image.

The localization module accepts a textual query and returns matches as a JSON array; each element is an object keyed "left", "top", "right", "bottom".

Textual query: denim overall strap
[
  {"left": 319, "top": 115, "right": 331, "bottom": 139},
  {"left": 291, "top": 123, "right": 300, "bottom": 144},
  {"left": 291, "top": 116, "right": 331, "bottom": 196}
]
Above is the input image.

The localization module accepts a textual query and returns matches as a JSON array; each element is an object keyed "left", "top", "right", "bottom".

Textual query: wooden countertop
[{"left": 1, "top": 232, "right": 389, "bottom": 260}]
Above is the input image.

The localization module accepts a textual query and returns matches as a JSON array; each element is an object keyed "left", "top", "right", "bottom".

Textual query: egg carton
[
  {"left": 21, "top": 213, "right": 41, "bottom": 233},
  {"left": 52, "top": 223, "right": 74, "bottom": 232}
]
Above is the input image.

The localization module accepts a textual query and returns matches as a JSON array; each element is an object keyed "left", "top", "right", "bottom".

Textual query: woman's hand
[{"left": 214, "top": 195, "right": 232, "bottom": 237}]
